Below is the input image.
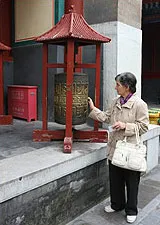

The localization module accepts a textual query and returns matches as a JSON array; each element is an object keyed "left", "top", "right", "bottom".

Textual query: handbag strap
[
  {"left": 135, "top": 124, "right": 140, "bottom": 144},
  {"left": 123, "top": 124, "right": 140, "bottom": 144}
]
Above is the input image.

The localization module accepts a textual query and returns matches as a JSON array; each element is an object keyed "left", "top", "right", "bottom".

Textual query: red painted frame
[
  {"left": 33, "top": 41, "right": 108, "bottom": 153},
  {"left": 0, "top": 51, "right": 12, "bottom": 125},
  {"left": 0, "top": 53, "right": 4, "bottom": 115}
]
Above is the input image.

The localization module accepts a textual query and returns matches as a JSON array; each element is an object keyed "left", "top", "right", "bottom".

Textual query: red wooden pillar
[
  {"left": 0, "top": 53, "right": 3, "bottom": 115},
  {"left": 64, "top": 40, "right": 74, "bottom": 153},
  {"left": 94, "top": 43, "right": 101, "bottom": 131},
  {"left": 75, "top": 47, "right": 82, "bottom": 73},
  {"left": 42, "top": 43, "right": 48, "bottom": 130}
]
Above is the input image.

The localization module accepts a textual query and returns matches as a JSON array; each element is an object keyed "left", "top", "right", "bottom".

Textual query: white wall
[{"left": 92, "top": 21, "right": 142, "bottom": 112}]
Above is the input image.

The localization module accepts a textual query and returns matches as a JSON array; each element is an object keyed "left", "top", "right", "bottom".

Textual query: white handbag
[{"left": 111, "top": 125, "right": 147, "bottom": 172}]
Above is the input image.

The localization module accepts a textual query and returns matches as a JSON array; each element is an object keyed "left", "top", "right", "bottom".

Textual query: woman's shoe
[
  {"left": 104, "top": 205, "right": 115, "bottom": 213},
  {"left": 126, "top": 215, "right": 137, "bottom": 223}
]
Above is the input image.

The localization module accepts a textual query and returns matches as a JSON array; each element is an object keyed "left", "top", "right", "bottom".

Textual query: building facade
[{"left": 0, "top": 1, "right": 160, "bottom": 225}]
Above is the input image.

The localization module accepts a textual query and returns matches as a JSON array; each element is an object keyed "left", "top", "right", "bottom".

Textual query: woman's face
[{"left": 115, "top": 81, "right": 130, "bottom": 97}]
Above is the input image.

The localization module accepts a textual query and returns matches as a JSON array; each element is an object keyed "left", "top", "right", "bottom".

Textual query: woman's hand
[
  {"left": 112, "top": 121, "right": 126, "bottom": 130},
  {"left": 88, "top": 97, "right": 95, "bottom": 110}
]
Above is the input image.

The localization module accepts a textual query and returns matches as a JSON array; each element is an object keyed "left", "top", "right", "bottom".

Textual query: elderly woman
[{"left": 88, "top": 72, "right": 149, "bottom": 224}]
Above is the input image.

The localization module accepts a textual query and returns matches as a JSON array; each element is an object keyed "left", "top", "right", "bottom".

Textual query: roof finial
[
  {"left": 69, "top": 5, "right": 74, "bottom": 13},
  {"left": 65, "top": 0, "right": 84, "bottom": 15}
]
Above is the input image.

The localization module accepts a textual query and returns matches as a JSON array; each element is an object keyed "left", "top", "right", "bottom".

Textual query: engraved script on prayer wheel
[{"left": 54, "top": 73, "right": 88, "bottom": 125}]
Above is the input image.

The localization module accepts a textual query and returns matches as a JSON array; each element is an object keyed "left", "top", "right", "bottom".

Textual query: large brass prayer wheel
[{"left": 54, "top": 73, "right": 88, "bottom": 125}]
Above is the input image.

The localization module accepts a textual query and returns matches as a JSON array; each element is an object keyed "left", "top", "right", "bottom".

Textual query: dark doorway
[{"left": 142, "top": 0, "right": 160, "bottom": 105}]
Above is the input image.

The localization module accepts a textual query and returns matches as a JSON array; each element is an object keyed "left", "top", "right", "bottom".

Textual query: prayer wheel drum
[{"left": 54, "top": 73, "right": 88, "bottom": 125}]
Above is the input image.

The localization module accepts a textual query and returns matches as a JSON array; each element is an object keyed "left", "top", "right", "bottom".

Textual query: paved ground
[
  {"left": 0, "top": 119, "right": 93, "bottom": 160},
  {"left": 0, "top": 120, "right": 60, "bottom": 160},
  {"left": 66, "top": 161, "right": 160, "bottom": 225}
]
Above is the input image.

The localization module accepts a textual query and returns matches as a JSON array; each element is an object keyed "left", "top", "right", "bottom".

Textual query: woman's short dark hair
[{"left": 115, "top": 72, "right": 137, "bottom": 93}]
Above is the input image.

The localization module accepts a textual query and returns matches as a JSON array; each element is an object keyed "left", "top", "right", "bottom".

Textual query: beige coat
[{"left": 89, "top": 93, "right": 149, "bottom": 160}]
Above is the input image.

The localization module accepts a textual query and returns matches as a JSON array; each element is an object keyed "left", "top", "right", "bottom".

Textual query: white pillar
[{"left": 92, "top": 21, "right": 142, "bottom": 111}]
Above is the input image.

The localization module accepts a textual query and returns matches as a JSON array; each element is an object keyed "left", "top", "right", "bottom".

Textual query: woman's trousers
[{"left": 109, "top": 160, "right": 141, "bottom": 215}]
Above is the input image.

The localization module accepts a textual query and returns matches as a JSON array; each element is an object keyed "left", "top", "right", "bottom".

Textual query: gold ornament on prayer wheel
[{"left": 54, "top": 73, "right": 88, "bottom": 125}]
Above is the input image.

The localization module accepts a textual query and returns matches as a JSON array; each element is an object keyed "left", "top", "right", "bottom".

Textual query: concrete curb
[{"left": 0, "top": 143, "right": 107, "bottom": 203}]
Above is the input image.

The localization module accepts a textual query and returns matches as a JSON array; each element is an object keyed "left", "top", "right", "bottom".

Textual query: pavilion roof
[{"left": 36, "top": 13, "right": 111, "bottom": 44}]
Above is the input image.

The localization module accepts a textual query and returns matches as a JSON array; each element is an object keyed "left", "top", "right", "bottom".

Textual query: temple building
[
  {"left": 0, "top": 0, "right": 159, "bottom": 122},
  {"left": 0, "top": 1, "right": 160, "bottom": 225}
]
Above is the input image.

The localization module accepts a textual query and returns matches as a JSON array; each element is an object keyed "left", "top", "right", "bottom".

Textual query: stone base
[
  {"left": 0, "top": 159, "right": 109, "bottom": 225},
  {"left": 142, "top": 124, "right": 160, "bottom": 172}
]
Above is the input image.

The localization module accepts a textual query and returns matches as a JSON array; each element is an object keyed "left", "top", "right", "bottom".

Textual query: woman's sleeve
[
  {"left": 89, "top": 105, "right": 112, "bottom": 124},
  {"left": 124, "top": 101, "right": 149, "bottom": 136}
]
